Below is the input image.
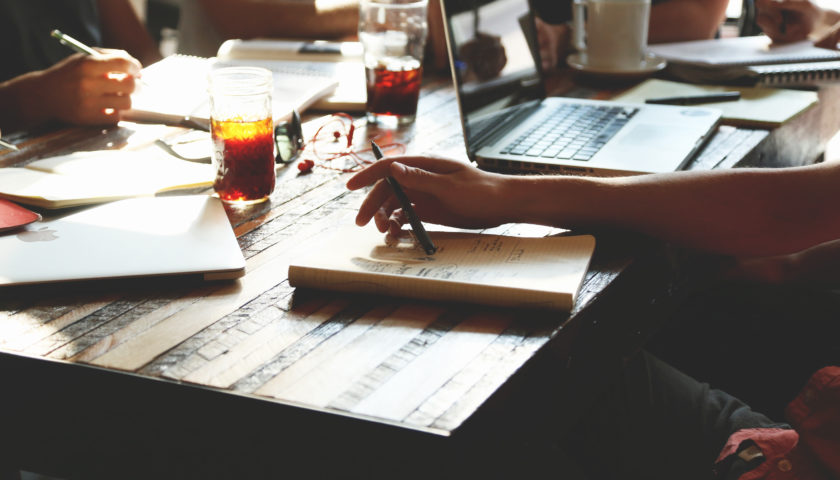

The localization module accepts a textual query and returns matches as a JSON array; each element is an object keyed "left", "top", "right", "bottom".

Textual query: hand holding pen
[
  {"left": 35, "top": 30, "right": 142, "bottom": 126},
  {"left": 755, "top": 0, "right": 822, "bottom": 44},
  {"left": 370, "top": 141, "right": 437, "bottom": 255}
]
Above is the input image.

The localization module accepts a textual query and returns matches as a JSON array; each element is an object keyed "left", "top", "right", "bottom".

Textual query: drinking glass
[
  {"left": 208, "top": 67, "right": 275, "bottom": 204},
  {"left": 359, "top": 0, "right": 428, "bottom": 126}
]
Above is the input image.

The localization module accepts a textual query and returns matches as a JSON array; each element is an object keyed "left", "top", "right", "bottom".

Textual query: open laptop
[
  {"left": 0, "top": 195, "right": 246, "bottom": 287},
  {"left": 441, "top": 0, "right": 721, "bottom": 176}
]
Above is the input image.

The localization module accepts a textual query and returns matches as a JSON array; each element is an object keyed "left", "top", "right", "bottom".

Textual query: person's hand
[
  {"left": 756, "top": 0, "right": 822, "bottom": 43},
  {"left": 535, "top": 17, "right": 570, "bottom": 71},
  {"left": 347, "top": 155, "right": 513, "bottom": 235},
  {"left": 814, "top": 20, "right": 840, "bottom": 49},
  {"left": 27, "top": 49, "right": 142, "bottom": 126}
]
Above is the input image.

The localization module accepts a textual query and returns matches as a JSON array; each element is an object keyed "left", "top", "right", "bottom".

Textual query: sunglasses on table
[{"left": 154, "top": 110, "right": 304, "bottom": 165}]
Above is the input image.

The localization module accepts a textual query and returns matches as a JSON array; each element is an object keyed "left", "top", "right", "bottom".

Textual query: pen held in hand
[
  {"left": 645, "top": 91, "right": 741, "bottom": 106},
  {"left": 51, "top": 29, "right": 101, "bottom": 57},
  {"left": 370, "top": 141, "right": 437, "bottom": 255},
  {"left": 0, "top": 139, "right": 19, "bottom": 152}
]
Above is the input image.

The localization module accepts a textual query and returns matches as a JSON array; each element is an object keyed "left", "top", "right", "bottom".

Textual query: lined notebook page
[{"left": 288, "top": 226, "right": 596, "bottom": 311}]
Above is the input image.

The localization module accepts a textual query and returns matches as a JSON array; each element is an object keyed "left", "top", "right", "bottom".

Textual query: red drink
[
  {"left": 211, "top": 117, "right": 275, "bottom": 203},
  {"left": 366, "top": 63, "right": 423, "bottom": 119}
]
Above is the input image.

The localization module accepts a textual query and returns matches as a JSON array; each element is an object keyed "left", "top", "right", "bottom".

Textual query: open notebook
[
  {"left": 0, "top": 150, "right": 213, "bottom": 209},
  {"left": 289, "top": 225, "right": 596, "bottom": 311},
  {"left": 123, "top": 54, "right": 339, "bottom": 128}
]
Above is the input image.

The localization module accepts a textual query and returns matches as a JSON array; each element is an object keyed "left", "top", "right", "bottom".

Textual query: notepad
[
  {"left": 0, "top": 150, "right": 213, "bottom": 209},
  {"left": 649, "top": 36, "right": 840, "bottom": 87},
  {"left": 612, "top": 79, "right": 818, "bottom": 128},
  {"left": 123, "top": 54, "right": 339, "bottom": 127},
  {"left": 288, "top": 225, "right": 596, "bottom": 311},
  {"left": 649, "top": 35, "right": 840, "bottom": 67},
  {"left": 217, "top": 39, "right": 367, "bottom": 112}
]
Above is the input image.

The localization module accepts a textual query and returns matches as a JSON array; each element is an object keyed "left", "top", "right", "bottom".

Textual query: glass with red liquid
[
  {"left": 208, "top": 67, "right": 275, "bottom": 204},
  {"left": 359, "top": 0, "right": 428, "bottom": 126}
]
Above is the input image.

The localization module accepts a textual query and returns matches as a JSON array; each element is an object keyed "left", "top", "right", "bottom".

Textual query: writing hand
[
  {"left": 347, "top": 155, "right": 514, "bottom": 235},
  {"left": 756, "top": 0, "right": 821, "bottom": 43},
  {"left": 24, "top": 49, "right": 142, "bottom": 127}
]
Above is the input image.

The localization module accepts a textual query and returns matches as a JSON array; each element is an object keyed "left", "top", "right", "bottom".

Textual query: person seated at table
[
  {"left": 534, "top": 0, "right": 730, "bottom": 70},
  {"left": 756, "top": 0, "right": 840, "bottom": 49},
  {"left": 174, "top": 0, "right": 360, "bottom": 58},
  {"left": 0, "top": 0, "right": 161, "bottom": 132},
  {"left": 345, "top": 153, "right": 840, "bottom": 479}
]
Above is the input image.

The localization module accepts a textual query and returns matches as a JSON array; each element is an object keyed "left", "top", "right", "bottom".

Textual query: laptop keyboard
[{"left": 500, "top": 104, "right": 639, "bottom": 161}]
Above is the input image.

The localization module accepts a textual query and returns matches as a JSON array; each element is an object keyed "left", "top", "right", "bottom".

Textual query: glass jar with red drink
[
  {"left": 359, "top": 0, "right": 428, "bottom": 127},
  {"left": 208, "top": 67, "right": 275, "bottom": 204}
]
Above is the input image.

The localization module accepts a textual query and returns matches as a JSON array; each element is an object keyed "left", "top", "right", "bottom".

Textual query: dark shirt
[
  {"left": 0, "top": 0, "right": 101, "bottom": 82},
  {"left": 532, "top": 0, "right": 668, "bottom": 24}
]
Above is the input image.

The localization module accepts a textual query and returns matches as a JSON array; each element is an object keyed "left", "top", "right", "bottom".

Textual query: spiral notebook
[{"left": 650, "top": 35, "right": 840, "bottom": 87}]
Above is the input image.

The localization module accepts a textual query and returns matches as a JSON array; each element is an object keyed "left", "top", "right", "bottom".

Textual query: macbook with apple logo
[{"left": 0, "top": 195, "right": 245, "bottom": 287}]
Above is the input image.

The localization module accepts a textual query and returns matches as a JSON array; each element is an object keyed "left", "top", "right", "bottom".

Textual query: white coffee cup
[{"left": 572, "top": 0, "right": 651, "bottom": 70}]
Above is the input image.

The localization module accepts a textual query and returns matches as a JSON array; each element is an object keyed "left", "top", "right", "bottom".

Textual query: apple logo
[{"left": 17, "top": 226, "right": 59, "bottom": 242}]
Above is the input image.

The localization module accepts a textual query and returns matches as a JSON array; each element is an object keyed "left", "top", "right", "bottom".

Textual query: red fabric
[
  {"left": 785, "top": 366, "right": 840, "bottom": 477},
  {"left": 716, "top": 367, "right": 840, "bottom": 480}
]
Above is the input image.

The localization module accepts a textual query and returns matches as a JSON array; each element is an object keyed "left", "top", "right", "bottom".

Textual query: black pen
[
  {"left": 645, "top": 91, "right": 741, "bottom": 106},
  {"left": 370, "top": 141, "right": 437, "bottom": 255}
]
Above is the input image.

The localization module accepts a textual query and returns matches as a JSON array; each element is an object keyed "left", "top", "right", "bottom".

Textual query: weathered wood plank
[
  {"left": 256, "top": 304, "right": 442, "bottom": 406},
  {"left": 350, "top": 312, "right": 512, "bottom": 422},
  {"left": 1, "top": 297, "right": 118, "bottom": 351},
  {"left": 182, "top": 299, "right": 350, "bottom": 388}
]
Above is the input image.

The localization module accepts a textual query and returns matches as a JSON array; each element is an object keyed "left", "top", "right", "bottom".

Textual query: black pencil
[{"left": 370, "top": 141, "right": 437, "bottom": 255}]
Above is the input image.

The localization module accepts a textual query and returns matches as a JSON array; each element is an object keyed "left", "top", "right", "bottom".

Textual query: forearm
[
  {"left": 648, "top": 0, "right": 728, "bottom": 43},
  {"left": 0, "top": 73, "right": 50, "bottom": 132},
  {"left": 200, "top": 0, "right": 359, "bottom": 39},
  {"left": 506, "top": 164, "right": 840, "bottom": 256}
]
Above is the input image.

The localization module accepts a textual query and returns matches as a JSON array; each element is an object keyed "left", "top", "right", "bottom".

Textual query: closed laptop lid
[
  {"left": 441, "top": 0, "right": 545, "bottom": 158},
  {"left": 0, "top": 195, "right": 245, "bottom": 286}
]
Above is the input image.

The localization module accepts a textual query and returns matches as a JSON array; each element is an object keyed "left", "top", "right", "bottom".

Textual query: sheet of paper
[{"left": 613, "top": 79, "right": 818, "bottom": 128}]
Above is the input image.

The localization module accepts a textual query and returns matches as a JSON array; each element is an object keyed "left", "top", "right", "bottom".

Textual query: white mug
[{"left": 572, "top": 0, "right": 651, "bottom": 70}]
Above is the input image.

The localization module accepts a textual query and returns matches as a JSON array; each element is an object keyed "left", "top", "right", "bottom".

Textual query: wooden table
[{"left": 1, "top": 76, "right": 838, "bottom": 478}]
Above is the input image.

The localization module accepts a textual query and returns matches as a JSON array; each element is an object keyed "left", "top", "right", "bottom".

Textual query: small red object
[{"left": 297, "top": 158, "right": 315, "bottom": 172}]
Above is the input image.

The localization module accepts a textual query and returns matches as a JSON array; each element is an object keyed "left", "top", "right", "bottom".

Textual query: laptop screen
[{"left": 442, "top": 0, "right": 544, "bottom": 157}]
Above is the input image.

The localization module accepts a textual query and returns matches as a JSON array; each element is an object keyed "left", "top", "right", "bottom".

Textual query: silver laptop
[
  {"left": 441, "top": 0, "right": 721, "bottom": 176},
  {"left": 0, "top": 195, "right": 245, "bottom": 286}
]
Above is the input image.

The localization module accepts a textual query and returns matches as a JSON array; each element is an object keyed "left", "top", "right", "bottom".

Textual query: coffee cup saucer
[{"left": 566, "top": 53, "right": 667, "bottom": 77}]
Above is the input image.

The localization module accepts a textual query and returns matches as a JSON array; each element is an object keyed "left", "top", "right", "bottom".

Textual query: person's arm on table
[
  {"left": 0, "top": 51, "right": 141, "bottom": 131},
  {"left": 347, "top": 156, "right": 840, "bottom": 258},
  {"left": 535, "top": 0, "right": 726, "bottom": 70},
  {"left": 197, "top": 0, "right": 359, "bottom": 40},
  {"left": 647, "top": 0, "right": 729, "bottom": 43}
]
